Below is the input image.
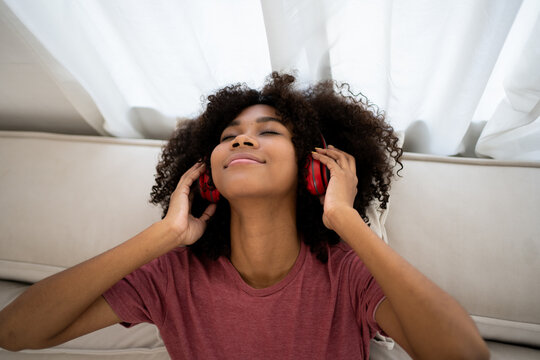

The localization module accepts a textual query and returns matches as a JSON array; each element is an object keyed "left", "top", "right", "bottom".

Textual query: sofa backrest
[
  {"left": 0, "top": 131, "right": 163, "bottom": 282},
  {"left": 386, "top": 153, "right": 540, "bottom": 348}
]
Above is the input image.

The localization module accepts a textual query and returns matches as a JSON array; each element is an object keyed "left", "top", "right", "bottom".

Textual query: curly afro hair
[{"left": 150, "top": 72, "right": 402, "bottom": 263}]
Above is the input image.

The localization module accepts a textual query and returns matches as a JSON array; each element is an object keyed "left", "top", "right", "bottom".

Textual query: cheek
[{"left": 277, "top": 146, "right": 299, "bottom": 182}]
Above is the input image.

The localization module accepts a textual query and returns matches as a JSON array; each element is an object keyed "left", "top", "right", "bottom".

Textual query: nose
[{"left": 230, "top": 134, "right": 259, "bottom": 149}]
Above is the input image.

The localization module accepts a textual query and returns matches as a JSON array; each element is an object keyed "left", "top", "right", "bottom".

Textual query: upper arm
[
  {"left": 375, "top": 298, "right": 416, "bottom": 358},
  {"left": 37, "top": 296, "right": 121, "bottom": 349}
]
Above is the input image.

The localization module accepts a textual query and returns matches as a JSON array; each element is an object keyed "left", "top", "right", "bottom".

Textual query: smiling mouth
[{"left": 226, "top": 158, "right": 265, "bottom": 168}]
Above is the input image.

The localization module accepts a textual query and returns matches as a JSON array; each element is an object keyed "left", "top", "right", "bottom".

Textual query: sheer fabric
[
  {"left": 474, "top": 0, "right": 540, "bottom": 161},
  {"left": 4, "top": 0, "right": 539, "bottom": 160}
]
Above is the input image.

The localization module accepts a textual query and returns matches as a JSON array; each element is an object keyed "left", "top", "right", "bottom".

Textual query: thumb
[{"left": 199, "top": 203, "right": 217, "bottom": 223}]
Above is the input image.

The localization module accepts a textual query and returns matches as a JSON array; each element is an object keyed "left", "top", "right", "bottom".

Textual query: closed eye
[
  {"left": 260, "top": 130, "right": 280, "bottom": 136},
  {"left": 220, "top": 130, "right": 281, "bottom": 142},
  {"left": 220, "top": 135, "right": 235, "bottom": 142}
]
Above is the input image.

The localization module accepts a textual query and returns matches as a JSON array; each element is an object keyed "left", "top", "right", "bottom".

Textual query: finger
[
  {"left": 319, "top": 145, "right": 355, "bottom": 171},
  {"left": 184, "top": 161, "right": 205, "bottom": 180},
  {"left": 311, "top": 151, "right": 342, "bottom": 173},
  {"left": 172, "top": 162, "right": 205, "bottom": 219},
  {"left": 174, "top": 162, "right": 202, "bottom": 191},
  {"left": 175, "top": 162, "right": 205, "bottom": 192},
  {"left": 199, "top": 203, "right": 217, "bottom": 222},
  {"left": 188, "top": 191, "right": 195, "bottom": 211},
  {"left": 314, "top": 147, "right": 348, "bottom": 170},
  {"left": 326, "top": 145, "right": 353, "bottom": 168},
  {"left": 328, "top": 145, "right": 356, "bottom": 174}
]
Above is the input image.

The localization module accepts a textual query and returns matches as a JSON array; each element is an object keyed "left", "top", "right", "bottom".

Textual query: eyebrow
[{"left": 227, "top": 116, "right": 284, "bottom": 127}]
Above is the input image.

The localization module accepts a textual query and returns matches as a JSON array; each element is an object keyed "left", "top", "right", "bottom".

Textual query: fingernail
[{"left": 314, "top": 147, "right": 323, "bottom": 151}]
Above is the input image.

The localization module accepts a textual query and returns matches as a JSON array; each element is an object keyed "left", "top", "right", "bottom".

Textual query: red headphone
[
  {"left": 199, "top": 135, "right": 330, "bottom": 202},
  {"left": 199, "top": 170, "right": 221, "bottom": 203},
  {"left": 305, "top": 134, "right": 330, "bottom": 196}
]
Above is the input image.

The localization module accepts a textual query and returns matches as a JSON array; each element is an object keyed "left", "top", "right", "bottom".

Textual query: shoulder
[
  {"left": 130, "top": 246, "right": 198, "bottom": 281},
  {"left": 327, "top": 241, "right": 358, "bottom": 264},
  {"left": 161, "top": 246, "right": 191, "bottom": 264},
  {"left": 156, "top": 246, "right": 211, "bottom": 272},
  {"left": 326, "top": 241, "right": 374, "bottom": 284},
  {"left": 313, "top": 241, "right": 362, "bottom": 281},
  {"left": 154, "top": 246, "right": 227, "bottom": 282},
  {"left": 144, "top": 246, "right": 190, "bottom": 268}
]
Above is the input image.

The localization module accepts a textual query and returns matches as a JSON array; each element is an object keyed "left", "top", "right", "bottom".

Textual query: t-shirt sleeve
[
  {"left": 346, "top": 252, "right": 388, "bottom": 338},
  {"left": 103, "top": 255, "right": 171, "bottom": 328}
]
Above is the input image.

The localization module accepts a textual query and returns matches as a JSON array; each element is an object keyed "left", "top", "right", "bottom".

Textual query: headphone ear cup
[
  {"left": 199, "top": 171, "right": 220, "bottom": 203},
  {"left": 305, "top": 154, "right": 330, "bottom": 196}
]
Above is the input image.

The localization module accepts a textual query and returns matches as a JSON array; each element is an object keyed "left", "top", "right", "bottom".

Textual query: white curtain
[
  {"left": 474, "top": 3, "right": 540, "bottom": 161},
  {"left": 4, "top": 0, "right": 540, "bottom": 160}
]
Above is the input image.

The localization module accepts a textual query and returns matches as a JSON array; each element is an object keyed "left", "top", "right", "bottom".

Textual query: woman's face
[{"left": 210, "top": 104, "right": 298, "bottom": 201}]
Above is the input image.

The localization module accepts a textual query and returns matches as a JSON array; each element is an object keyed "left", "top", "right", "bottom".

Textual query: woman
[{"left": 0, "top": 73, "right": 488, "bottom": 359}]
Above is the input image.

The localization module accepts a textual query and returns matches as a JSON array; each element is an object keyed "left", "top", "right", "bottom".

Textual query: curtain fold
[
  {"left": 260, "top": 0, "right": 337, "bottom": 82},
  {"left": 4, "top": 0, "right": 272, "bottom": 139},
  {"left": 475, "top": 0, "right": 540, "bottom": 160},
  {"left": 328, "top": 0, "right": 523, "bottom": 156},
  {"left": 3, "top": 0, "right": 539, "bottom": 160}
]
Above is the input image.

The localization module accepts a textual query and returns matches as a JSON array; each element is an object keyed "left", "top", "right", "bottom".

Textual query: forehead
[{"left": 225, "top": 104, "right": 289, "bottom": 128}]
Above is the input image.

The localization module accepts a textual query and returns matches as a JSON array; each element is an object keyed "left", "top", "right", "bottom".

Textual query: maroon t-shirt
[{"left": 103, "top": 240, "right": 386, "bottom": 359}]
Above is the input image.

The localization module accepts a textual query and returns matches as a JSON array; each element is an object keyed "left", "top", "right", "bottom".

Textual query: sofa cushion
[
  {"left": 385, "top": 153, "right": 540, "bottom": 347},
  {"left": 369, "top": 338, "right": 540, "bottom": 360}
]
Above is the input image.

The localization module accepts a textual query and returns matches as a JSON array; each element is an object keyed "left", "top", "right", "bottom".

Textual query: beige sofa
[{"left": 0, "top": 131, "right": 539, "bottom": 359}]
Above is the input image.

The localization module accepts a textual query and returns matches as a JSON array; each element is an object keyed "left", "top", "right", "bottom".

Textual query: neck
[{"left": 228, "top": 197, "right": 300, "bottom": 289}]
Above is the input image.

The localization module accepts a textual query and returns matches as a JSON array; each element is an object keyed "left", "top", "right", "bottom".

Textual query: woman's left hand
[{"left": 311, "top": 145, "right": 358, "bottom": 230}]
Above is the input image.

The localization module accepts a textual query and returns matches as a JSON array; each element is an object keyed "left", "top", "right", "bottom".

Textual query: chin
[
  {"left": 223, "top": 186, "right": 297, "bottom": 203},
  {"left": 222, "top": 189, "right": 271, "bottom": 200},
  {"left": 217, "top": 174, "right": 297, "bottom": 201}
]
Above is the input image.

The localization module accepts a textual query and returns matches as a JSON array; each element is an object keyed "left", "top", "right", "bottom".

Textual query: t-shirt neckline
[{"left": 223, "top": 240, "right": 307, "bottom": 297}]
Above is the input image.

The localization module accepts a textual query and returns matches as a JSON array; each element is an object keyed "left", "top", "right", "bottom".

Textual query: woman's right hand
[{"left": 163, "top": 161, "right": 217, "bottom": 246}]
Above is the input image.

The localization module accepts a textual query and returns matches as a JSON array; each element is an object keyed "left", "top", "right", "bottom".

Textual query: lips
[{"left": 225, "top": 153, "right": 265, "bottom": 168}]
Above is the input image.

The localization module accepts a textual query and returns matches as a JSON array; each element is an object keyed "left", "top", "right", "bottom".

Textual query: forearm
[
  {"left": 329, "top": 206, "right": 487, "bottom": 359},
  {"left": 0, "top": 220, "right": 178, "bottom": 349}
]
